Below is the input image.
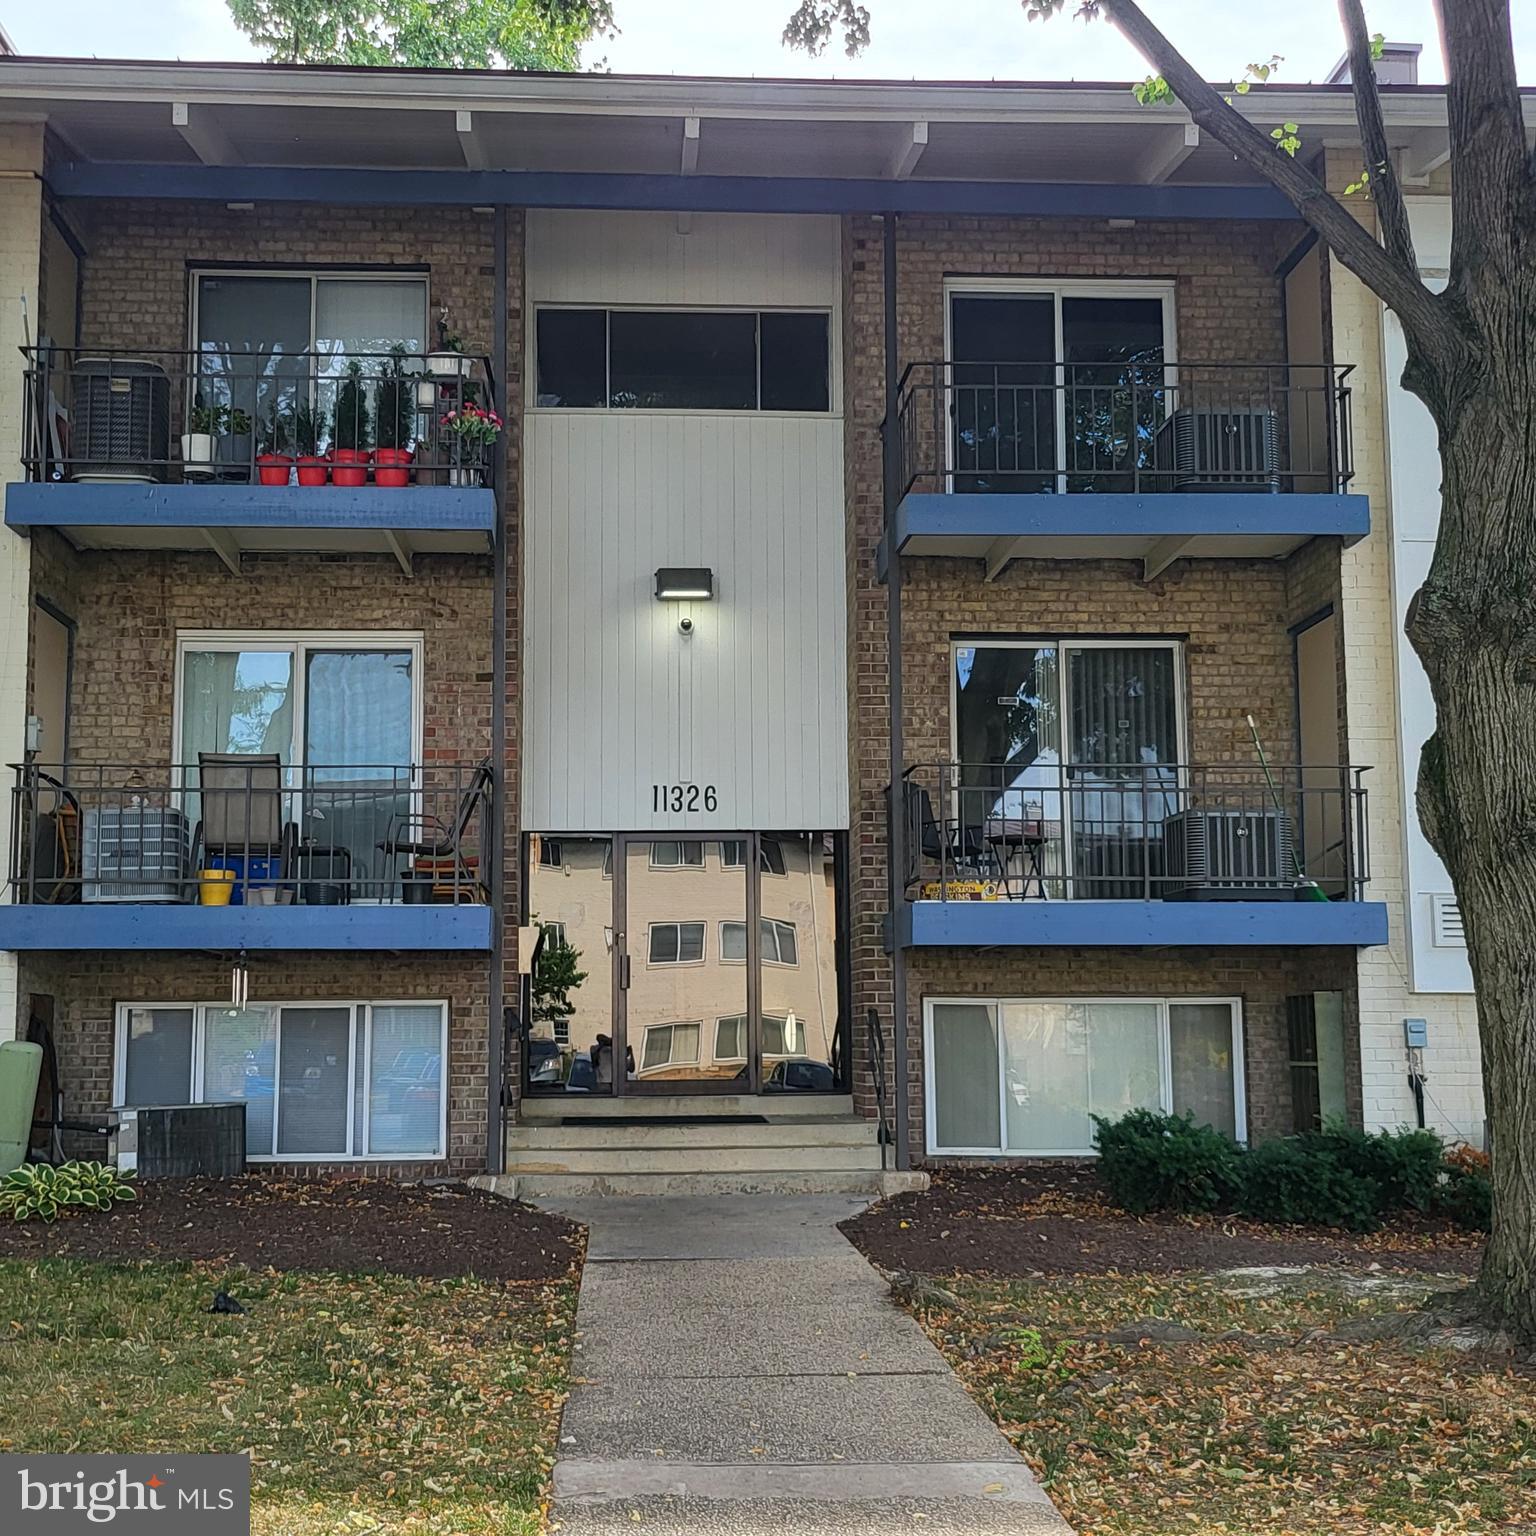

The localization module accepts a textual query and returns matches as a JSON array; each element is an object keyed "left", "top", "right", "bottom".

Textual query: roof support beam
[
  {"left": 171, "top": 102, "right": 242, "bottom": 167},
  {"left": 383, "top": 529, "right": 414, "bottom": 576},
  {"left": 1397, "top": 126, "right": 1450, "bottom": 186},
  {"left": 1143, "top": 534, "right": 1195, "bottom": 581},
  {"left": 984, "top": 535, "right": 1025, "bottom": 583},
  {"left": 456, "top": 109, "right": 487, "bottom": 171},
  {"left": 888, "top": 120, "right": 929, "bottom": 180},
  {"left": 1138, "top": 122, "right": 1199, "bottom": 185},
  {"left": 680, "top": 115, "right": 700, "bottom": 175},
  {"left": 202, "top": 526, "right": 243, "bottom": 576}
]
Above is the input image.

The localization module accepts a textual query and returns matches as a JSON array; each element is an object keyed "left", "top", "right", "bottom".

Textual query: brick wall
[
  {"left": 840, "top": 212, "right": 1359, "bottom": 1147},
  {"left": 19, "top": 950, "right": 489, "bottom": 1175}
]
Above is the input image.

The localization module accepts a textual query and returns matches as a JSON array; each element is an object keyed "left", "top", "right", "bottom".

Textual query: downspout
[
  {"left": 881, "top": 212, "right": 911, "bottom": 1172},
  {"left": 485, "top": 204, "right": 510, "bottom": 1176}
]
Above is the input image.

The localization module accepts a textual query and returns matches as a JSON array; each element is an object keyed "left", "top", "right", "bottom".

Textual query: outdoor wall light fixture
[{"left": 655, "top": 567, "right": 715, "bottom": 601}]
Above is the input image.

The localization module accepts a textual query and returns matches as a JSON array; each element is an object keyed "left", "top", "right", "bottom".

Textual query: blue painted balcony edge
[
  {"left": 890, "top": 490, "right": 1371, "bottom": 551},
  {"left": 0, "top": 903, "right": 493, "bottom": 952},
  {"left": 5, "top": 482, "right": 495, "bottom": 537},
  {"left": 897, "top": 899, "right": 1389, "bottom": 949}
]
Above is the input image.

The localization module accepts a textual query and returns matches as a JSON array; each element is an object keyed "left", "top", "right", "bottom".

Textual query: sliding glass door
[
  {"left": 952, "top": 640, "right": 1184, "bottom": 899},
  {"left": 947, "top": 283, "right": 1172, "bottom": 495}
]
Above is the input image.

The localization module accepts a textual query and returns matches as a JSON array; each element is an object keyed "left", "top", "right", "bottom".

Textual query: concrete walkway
[{"left": 539, "top": 1195, "right": 1072, "bottom": 1534}]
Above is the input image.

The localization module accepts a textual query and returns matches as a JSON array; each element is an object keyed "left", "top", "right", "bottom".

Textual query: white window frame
[
  {"left": 713, "top": 1014, "right": 748, "bottom": 1064},
  {"left": 922, "top": 995, "right": 1246, "bottom": 1158},
  {"left": 942, "top": 278, "right": 1178, "bottom": 495},
  {"left": 949, "top": 636, "right": 1189, "bottom": 900},
  {"left": 721, "top": 838, "right": 786, "bottom": 875},
  {"left": 528, "top": 303, "right": 841, "bottom": 419},
  {"left": 646, "top": 920, "right": 707, "bottom": 967},
  {"left": 113, "top": 999, "right": 449, "bottom": 1162},
  {"left": 640, "top": 1019, "right": 702, "bottom": 1073},
  {"left": 189, "top": 269, "right": 431, "bottom": 362},
  {"left": 763, "top": 917, "right": 798, "bottom": 967},
  {"left": 649, "top": 839, "right": 705, "bottom": 870}
]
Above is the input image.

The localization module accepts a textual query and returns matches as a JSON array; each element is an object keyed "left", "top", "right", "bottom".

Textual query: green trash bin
[{"left": 0, "top": 1041, "right": 44, "bottom": 1174}]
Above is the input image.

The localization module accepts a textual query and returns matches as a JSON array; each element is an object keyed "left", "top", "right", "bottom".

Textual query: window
[
  {"left": 537, "top": 839, "right": 563, "bottom": 868},
  {"left": 720, "top": 838, "right": 786, "bottom": 875},
  {"left": 175, "top": 632, "right": 422, "bottom": 896},
  {"left": 648, "top": 921, "right": 706, "bottom": 965},
  {"left": 715, "top": 1014, "right": 798, "bottom": 1062},
  {"left": 925, "top": 997, "right": 1243, "bottom": 1157},
  {"left": 541, "top": 921, "right": 567, "bottom": 948},
  {"left": 641, "top": 1021, "right": 701, "bottom": 1073},
  {"left": 719, "top": 918, "right": 798, "bottom": 966},
  {"left": 952, "top": 639, "right": 1184, "bottom": 901},
  {"left": 535, "top": 308, "right": 831, "bottom": 413},
  {"left": 116, "top": 1000, "right": 448, "bottom": 1160},
  {"left": 650, "top": 840, "right": 705, "bottom": 869},
  {"left": 946, "top": 281, "right": 1173, "bottom": 495}
]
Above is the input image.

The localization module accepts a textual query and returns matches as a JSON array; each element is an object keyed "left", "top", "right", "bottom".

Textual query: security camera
[{"left": 678, "top": 616, "right": 695, "bottom": 637}]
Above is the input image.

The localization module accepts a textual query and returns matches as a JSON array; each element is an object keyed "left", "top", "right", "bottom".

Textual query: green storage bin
[{"left": 0, "top": 1041, "right": 43, "bottom": 1175}]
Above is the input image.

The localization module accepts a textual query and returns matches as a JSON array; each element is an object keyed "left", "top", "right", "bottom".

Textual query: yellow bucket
[{"left": 198, "top": 869, "right": 236, "bottom": 906}]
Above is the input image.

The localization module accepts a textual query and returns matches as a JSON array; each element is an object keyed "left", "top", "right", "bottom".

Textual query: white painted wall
[{"left": 522, "top": 211, "right": 848, "bottom": 833}]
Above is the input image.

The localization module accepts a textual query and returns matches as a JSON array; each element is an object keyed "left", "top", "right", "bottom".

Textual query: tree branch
[
  {"left": 1439, "top": 0, "right": 1536, "bottom": 288},
  {"left": 1098, "top": 0, "right": 1450, "bottom": 351},
  {"left": 1337, "top": 0, "right": 1417, "bottom": 273}
]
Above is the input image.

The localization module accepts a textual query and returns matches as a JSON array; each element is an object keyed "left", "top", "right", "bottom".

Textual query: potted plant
[
  {"left": 294, "top": 400, "right": 328, "bottom": 486},
  {"left": 331, "top": 361, "right": 372, "bottom": 487},
  {"left": 256, "top": 406, "right": 294, "bottom": 486},
  {"left": 440, "top": 402, "right": 503, "bottom": 487},
  {"left": 221, "top": 407, "right": 253, "bottom": 480},
  {"left": 373, "top": 346, "right": 416, "bottom": 488},
  {"left": 181, "top": 397, "right": 223, "bottom": 479}
]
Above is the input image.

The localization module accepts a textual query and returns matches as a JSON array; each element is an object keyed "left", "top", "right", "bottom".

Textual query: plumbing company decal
[{"left": 4, "top": 1456, "right": 250, "bottom": 1534}]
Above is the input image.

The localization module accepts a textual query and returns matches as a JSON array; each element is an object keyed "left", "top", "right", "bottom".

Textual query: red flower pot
[
  {"left": 256, "top": 453, "right": 294, "bottom": 487},
  {"left": 296, "top": 455, "right": 328, "bottom": 487},
  {"left": 373, "top": 446, "right": 413, "bottom": 488},
  {"left": 331, "top": 448, "right": 369, "bottom": 488}
]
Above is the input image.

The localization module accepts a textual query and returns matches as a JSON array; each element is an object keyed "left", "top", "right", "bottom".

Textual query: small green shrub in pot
[
  {"left": 1092, "top": 1108, "right": 1244, "bottom": 1215},
  {"left": 0, "top": 1160, "right": 137, "bottom": 1223}
]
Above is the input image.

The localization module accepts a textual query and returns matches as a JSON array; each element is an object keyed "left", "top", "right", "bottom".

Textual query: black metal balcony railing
[
  {"left": 895, "top": 761, "right": 1370, "bottom": 903},
  {"left": 9, "top": 761, "right": 491, "bottom": 906},
  {"left": 889, "top": 361, "right": 1355, "bottom": 502},
  {"left": 20, "top": 347, "right": 499, "bottom": 488}
]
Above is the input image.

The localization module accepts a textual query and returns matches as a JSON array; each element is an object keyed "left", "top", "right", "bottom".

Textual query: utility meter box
[{"left": 1403, "top": 1017, "right": 1430, "bottom": 1050}]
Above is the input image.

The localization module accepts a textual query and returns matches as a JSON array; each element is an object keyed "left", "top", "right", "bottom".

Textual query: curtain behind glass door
[
  {"left": 302, "top": 650, "right": 415, "bottom": 899},
  {"left": 1061, "top": 296, "right": 1167, "bottom": 493},
  {"left": 1067, "top": 647, "right": 1181, "bottom": 899},
  {"left": 949, "top": 295, "right": 1056, "bottom": 494}
]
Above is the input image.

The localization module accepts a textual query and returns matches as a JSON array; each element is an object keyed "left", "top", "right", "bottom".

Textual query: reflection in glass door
[
  {"left": 619, "top": 837, "right": 748, "bottom": 1092},
  {"left": 525, "top": 836, "right": 617, "bottom": 1095}
]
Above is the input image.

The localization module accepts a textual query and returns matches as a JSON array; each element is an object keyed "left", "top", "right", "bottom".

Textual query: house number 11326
[{"left": 653, "top": 783, "right": 718, "bottom": 813}]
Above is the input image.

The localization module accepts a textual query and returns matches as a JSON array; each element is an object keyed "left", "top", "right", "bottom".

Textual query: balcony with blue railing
[
  {"left": 891, "top": 759, "right": 1388, "bottom": 948},
  {"left": 0, "top": 759, "right": 492, "bottom": 951},
  {"left": 880, "top": 361, "right": 1369, "bottom": 580},
  {"left": 5, "top": 347, "right": 499, "bottom": 573}
]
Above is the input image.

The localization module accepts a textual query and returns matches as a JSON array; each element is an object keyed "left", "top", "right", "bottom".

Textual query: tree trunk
[{"left": 1408, "top": 313, "right": 1536, "bottom": 1337}]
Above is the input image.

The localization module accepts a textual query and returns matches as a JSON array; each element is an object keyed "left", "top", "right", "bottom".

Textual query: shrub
[
  {"left": 1235, "top": 1135, "right": 1383, "bottom": 1231},
  {"left": 1437, "top": 1144, "right": 1493, "bottom": 1232},
  {"left": 1316, "top": 1122, "right": 1446, "bottom": 1214},
  {"left": 0, "top": 1161, "right": 137, "bottom": 1223},
  {"left": 1092, "top": 1108, "right": 1244, "bottom": 1216}
]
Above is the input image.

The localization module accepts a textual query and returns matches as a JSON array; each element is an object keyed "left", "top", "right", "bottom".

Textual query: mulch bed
[
  {"left": 0, "top": 1177, "right": 583, "bottom": 1283},
  {"left": 841, "top": 1164, "right": 1483, "bottom": 1277}
]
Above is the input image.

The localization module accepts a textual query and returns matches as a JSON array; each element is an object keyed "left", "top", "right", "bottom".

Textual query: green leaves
[
  {"left": 0, "top": 1161, "right": 137, "bottom": 1224},
  {"left": 1271, "top": 122, "right": 1302, "bottom": 158},
  {"left": 1343, "top": 167, "right": 1373, "bottom": 196},
  {"left": 1132, "top": 75, "right": 1175, "bottom": 108}
]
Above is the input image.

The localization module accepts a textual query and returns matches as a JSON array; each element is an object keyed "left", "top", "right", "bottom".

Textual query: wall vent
[{"left": 1430, "top": 892, "right": 1466, "bottom": 948}]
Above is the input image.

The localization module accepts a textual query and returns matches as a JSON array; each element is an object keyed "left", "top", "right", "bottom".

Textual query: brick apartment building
[{"left": 0, "top": 55, "right": 1499, "bottom": 1191}]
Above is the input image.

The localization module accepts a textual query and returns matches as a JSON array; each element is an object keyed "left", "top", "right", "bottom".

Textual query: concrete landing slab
[
  {"left": 576, "top": 1256, "right": 887, "bottom": 1312},
  {"left": 548, "top": 1495, "right": 1071, "bottom": 1535}
]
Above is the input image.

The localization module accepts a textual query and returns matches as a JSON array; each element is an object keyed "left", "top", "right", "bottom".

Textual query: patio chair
[
  {"left": 376, "top": 760, "right": 492, "bottom": 902},
  {"left": 900, "top": 780, "right": 993, "bottom": 892},
  {"left": 191, "top": 752, "right": 297, "bottom": 899}
]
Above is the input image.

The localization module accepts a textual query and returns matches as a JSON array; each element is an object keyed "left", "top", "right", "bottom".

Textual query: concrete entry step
[
  {"left": 502, "top": 1144, "right": 885, "bottom": 1176},
  {"left": 505, "top": 1118, "right": 879, "bottom": 1151},
  {"left": 521, "top": 1093, "right": 856, "bottom": 1121},
  {"left": 473, "top": 1169, "right": 926, "bottom": 1199}
]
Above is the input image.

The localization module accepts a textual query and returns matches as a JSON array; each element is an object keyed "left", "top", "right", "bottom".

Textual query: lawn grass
[
  {"left": 903, "top": 1270, "right": 1536, "bottom": 1536},
  {"left": 0, "top": 1258, "right": 578, "bottom": 1536}
]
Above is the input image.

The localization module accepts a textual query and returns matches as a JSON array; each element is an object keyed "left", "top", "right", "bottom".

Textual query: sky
[{"left": 2, "top": 0, "right": 1533, "bottom": 84}]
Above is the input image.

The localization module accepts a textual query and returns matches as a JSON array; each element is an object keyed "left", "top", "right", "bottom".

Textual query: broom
[{"left": 1246, "top": 713, "right": 1330, "bottom": 901}]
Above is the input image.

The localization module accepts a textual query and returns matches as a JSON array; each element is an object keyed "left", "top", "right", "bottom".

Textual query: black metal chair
[
  {"left": 191, "top": 752, "right": 296, "bottom": 900},
  {"left": 376, "top": 760, "right": 491, "bottom": 902}
]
